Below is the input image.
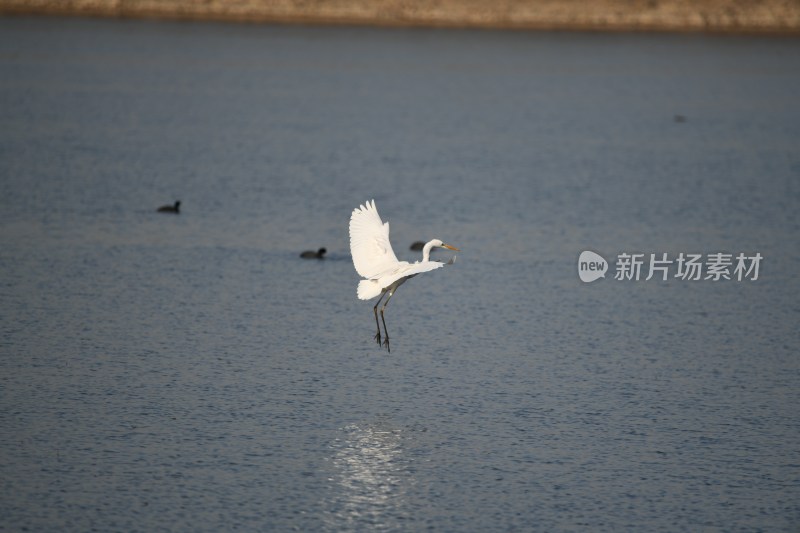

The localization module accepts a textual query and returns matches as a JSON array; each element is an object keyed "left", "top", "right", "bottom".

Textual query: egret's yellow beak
[{"left": 443, "top": 244, "right": 460, "bottom": 252}]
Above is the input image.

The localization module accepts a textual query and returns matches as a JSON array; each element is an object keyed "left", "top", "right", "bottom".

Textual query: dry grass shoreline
[{"left": 2, "top": 0, "right": 800, "bottom": 34}]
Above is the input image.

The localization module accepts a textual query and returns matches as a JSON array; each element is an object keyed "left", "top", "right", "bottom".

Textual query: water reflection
[{"left": 326, "top": 419, "right": 415, "bottom": 529}]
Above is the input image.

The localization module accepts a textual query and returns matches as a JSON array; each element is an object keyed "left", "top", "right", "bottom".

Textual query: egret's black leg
[
  {"left": 372, "top": 291, "right": 386, "bottom": 346},
  {"left": 380, "top": 289, "right": 397, "bottom": 353}
]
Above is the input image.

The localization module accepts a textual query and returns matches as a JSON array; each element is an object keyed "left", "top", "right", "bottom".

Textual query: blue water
[{"left": 1, "top": 16, "right": 799, "bottom": 531}]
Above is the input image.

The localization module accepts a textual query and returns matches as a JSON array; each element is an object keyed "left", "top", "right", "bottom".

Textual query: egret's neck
[{"left": 421, "top": 240, "right": 435, "bottom": 262}]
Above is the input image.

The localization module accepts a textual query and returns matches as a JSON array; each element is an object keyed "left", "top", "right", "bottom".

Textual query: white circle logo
[{"left": 578, "top": 251, "right": 608, "bottom": 283}]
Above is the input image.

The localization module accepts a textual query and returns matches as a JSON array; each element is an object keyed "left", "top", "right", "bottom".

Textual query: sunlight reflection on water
[{"left": 327, "top": 420, "right": 414, "bottom": 529}]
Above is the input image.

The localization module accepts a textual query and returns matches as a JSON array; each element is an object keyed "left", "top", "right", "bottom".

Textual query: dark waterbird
[
  {"left": 157, "top": 201, "right": 180, "bottom": 213},
  {"left": 300, "top": 248, "right": 327, "bottom": 259}
]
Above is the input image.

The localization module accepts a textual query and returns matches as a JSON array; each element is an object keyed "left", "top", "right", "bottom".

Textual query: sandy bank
[{"left": 2, "top": 0, "right": 800, "bottom": 33}]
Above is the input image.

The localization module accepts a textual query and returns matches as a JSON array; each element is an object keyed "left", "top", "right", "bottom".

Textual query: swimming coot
[
  {"left": 157, "top": 201, "right": 180, "bottom": 214},
  {"left": 301, "top": 247, "right": 327, "bottom": 259}
]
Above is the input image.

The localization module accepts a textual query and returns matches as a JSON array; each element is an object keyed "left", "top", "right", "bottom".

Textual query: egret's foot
[
  {"left": 383, "top": 337, "right": 391, "bottom": 353},
  {"left": 374, "top": 331, "right": 382, "bottom": 346}
]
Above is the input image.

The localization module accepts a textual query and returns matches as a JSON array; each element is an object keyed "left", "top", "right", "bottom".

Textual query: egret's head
[{"left": 432, "top": 239, "right": 459, "bottom": 251}]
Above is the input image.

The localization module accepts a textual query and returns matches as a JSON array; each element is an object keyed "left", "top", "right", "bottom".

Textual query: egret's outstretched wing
[
  {"left": 357, "top": 260, "right": 445, "bottom": 300},
  {"left": 349, "top": 200, "right": 400, "bottom": 279},
  {"left": 382, "top": 261, "right": 445, "bottom": 286}
]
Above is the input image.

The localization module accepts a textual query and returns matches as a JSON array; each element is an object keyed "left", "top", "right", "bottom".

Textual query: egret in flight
[{"left": 349, "top": 200, "right": 459, "bottom": 352}]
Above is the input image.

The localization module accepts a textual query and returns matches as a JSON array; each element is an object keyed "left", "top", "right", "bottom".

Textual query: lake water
[{"left": 1, "top": 16, "right": 799, "bottom": 532}]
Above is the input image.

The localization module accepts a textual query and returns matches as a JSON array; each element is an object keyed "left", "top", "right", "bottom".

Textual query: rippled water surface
[{"left": 1, "top": 17, "right": 799, "bottom": 531}]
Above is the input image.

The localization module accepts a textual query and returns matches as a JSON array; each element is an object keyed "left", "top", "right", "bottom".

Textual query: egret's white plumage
[
  {"left": 349, "top": 199, "right": 401, "bottom": 280},
  {"left": 349, "top": 199, "right": 459, "bottom": 351}
]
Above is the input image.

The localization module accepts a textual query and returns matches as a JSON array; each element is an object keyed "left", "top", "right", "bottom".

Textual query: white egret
[
  {"left": 157, "top": 200, "right": 180, "bottom": 214},
  {"left": 349, "top": 199, "right": 459, "bottom": 352}
]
